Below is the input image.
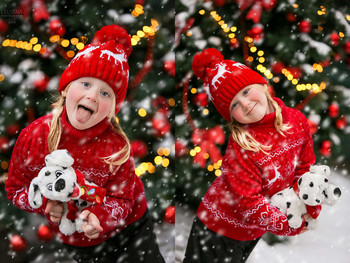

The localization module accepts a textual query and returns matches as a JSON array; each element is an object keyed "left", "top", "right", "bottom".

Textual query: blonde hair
[
  {"left": 229, "top": 90, "right": 291, "bottom": 154},
  {"left": 47, "top": 85, "right": 130, "bottom": 172}
]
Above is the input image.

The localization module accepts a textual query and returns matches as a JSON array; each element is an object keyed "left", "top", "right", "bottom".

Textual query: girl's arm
[
  {"left": 223, "top": 142, "right": 306, "bottom": 236},
  {"left": 82, "top": 153, "right": 138, "bottom": 236},
  {"left": 5, "top": 125, "right": 47, "bottom": 215}
]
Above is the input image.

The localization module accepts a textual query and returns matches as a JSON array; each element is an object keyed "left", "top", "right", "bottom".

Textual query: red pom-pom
[
  {"left": 92, "top": 25, "right": 132, "bottom": 58},
  {"left": 192, "top": 48, "right": 224, "bottom": 81},
  {"left": 164, "top": 206, "right": 175, "bottom": 224}
]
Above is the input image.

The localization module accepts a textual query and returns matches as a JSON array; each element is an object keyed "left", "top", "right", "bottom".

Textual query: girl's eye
[
  {"left": 82, "top": 82, "right": 90, "bottom": 88},
  {"left": 243, "top": 89, "right": 249, "bottom": 95},
  {"left": 231, "top": 102, "right": 238, "bottom": 109},
  {"left": 101, "top": 91, "right": 110, "bottom": 97}
]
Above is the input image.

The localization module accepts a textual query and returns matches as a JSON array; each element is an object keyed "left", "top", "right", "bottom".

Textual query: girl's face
[
  {"left": 229, "top": 84, "right": 274, "bottom": 124},
  {"left": 62, "top": 77, "right": 115, "bottom": 130}
]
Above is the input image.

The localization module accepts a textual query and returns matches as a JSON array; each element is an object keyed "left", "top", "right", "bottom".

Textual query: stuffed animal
[
  {"left": 28, "top": 149, "right": 106, "bottom": 235},
  {"left": 270, "top": 165, "right": 341, "bottom": 230}
]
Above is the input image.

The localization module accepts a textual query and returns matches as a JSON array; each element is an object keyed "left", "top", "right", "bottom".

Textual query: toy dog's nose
[
  {"left": 334, "top": 187, "right": 341, "bottom": 197},
  {"left": 55, "top": 178, "right": 66, "bottom": 192}
]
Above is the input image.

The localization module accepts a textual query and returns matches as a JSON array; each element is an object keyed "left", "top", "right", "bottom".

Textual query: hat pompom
[
  {"left": 92, "top": 25, "right": 132, "bottom": 58},
  {"left": 192, "top": 48, "right": 224, "bottom": 81}
]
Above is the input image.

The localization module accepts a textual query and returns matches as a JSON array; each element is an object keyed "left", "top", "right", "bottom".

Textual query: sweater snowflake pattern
[
  {"left": 197, "top": 98, "right": 315, "bottom": 241},
  {"left": 6, "top": 109, "right": 147, "bottom": 246}
]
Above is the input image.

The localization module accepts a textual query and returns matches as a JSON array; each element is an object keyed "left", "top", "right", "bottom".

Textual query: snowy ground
[{"left": 175, "top": 172, "right": 350, "bottom": 263}]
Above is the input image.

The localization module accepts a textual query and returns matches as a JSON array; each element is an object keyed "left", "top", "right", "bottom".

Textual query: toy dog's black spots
[
  {"left": 324, "top": 178, "right": 328, "bottom": 183},
  {"left": 33, "top": 184, "right": 39, "bottom": 192},
  {"left": 309, "top": 182, "right": 314, "bottom": 187},
  {"left": 298, "top": 178, "right": 302, "bottom": 185},
  {"left": 305, "top": 221, "right": 309, "bottom": 227},
  {"left": 33, "top": 201, "right": 37, "bottom": 206},
  {"left": 62, "top": 167, "right": 67, "bottom": 170},
  {"left": 287, "top": 214, "right": 293, "bottom": 220},
  {"left": 286, "top": 202, "right": 291, "bottom": 208},
  {"left": 303, "top": 194, "right": 308, "bottom": 200},
  {"left": 277, "top": 193, "right": 283, "bottom": 196},
  {"left": 80, "top": 201, "right": 88, "bottom": 207},
  {"left": 45, "top": 171, "right": 51, "bottom": 176},
  {"left": 334, "top": 187, "right": 341, "bottom": 197}
]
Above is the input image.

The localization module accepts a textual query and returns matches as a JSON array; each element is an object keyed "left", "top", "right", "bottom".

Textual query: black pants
[
  {"left": 64, "top": 209, "right": 165, "bottom": 263},
  {"left": 183, "top": 217, "right": 260, "bottom": 263}
]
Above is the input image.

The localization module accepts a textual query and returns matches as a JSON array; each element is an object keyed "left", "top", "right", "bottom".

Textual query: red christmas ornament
[
  {"left": 164, "top": 206, "right": 175, "bottom": 224},
  {"left": 307, "top": 119, "right": 318, "bottom": 135},
  {"left": 10, "top": 235, "right": 27, "bottom": 252},
  {"left": 193, "top": 92, "right": 208, "bottom": 107},
  {"left": 336, "top": 116, "right": 347, "bottom": 130},
  {"left": 49, "top": 18, "right": 66, "bottom": 36},
  {"left": 286, "top": 67, "right": 302, "bottom": 79},
  {"left": 213, "top": 0, "right": 226, "bottom": 7},
  {"left": 286, "top": 13, "right": 297, "bottom": 22},
  {"left": 298, "top": 20, "right": 311, "bottom": 33},
  {"left": 320, "top": 141, "right": 331, "bottom": 157},
  {"left": 0, "top": 19, "right": 9, "bottom": 35},
  {"left": 271, "top": 61, "right": 284, "bottom": 74},
  {"left": 247, "top": 26, "right": 264, "bottom": 42},
  {"left": 229, "top": 39, "right": 240, "bottom": 49},
  {"left": 6, "top": 123, "right": 20, "bottom": 136},
  {"left": 344, "top": 41, "right": 350, "bottom": 54},
  {"left": 330, "top": 33, "right": 340, "bottom": 46},
  {"left": 135, "top": 0, "right": 145, "bottom": 4},
  {"left": 152, "top": 110, "right": 171, "bottom": 136},
  {"left": 34, "top": 75, "right": 50, "bottom": 93},
  {"left": 0, "top": 136, "right": 10, "bottom": 153},
  {"left": 152, "top": 96, "right": 168, "bottom": 111},
  {"left": 131, "top": 140, "right": 148, "bottom": 158},
  {"left": 175, "top": 139, "right": 187, "bottom": 158},
  {"left": 37, "top": 225, "right": 54, "bottom": 242},
  {"left": 329, "top": 103, "right": 339, "bottom": 118},
  {"left": 164, "top": 61, "right": 175, "bottom": 77}
]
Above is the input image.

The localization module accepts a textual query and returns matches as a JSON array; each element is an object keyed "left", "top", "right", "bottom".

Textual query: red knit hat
[
  {"left": 58, "top": 25, "right": 132, "bottom": 114},
  {"left": 192, "top": 48, "right": 267, "bottom": 122}
]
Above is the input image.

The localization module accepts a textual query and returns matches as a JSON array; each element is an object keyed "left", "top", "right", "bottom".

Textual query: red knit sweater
[
  {"left": 6, "top": 109, "right": 147, "bottom": 246},
  {"left": 197, "top": 98, "right": 315, "bottom": 241}
]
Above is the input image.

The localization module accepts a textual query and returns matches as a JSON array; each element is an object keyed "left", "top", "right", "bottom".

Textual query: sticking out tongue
[{"left": 76, "top": 106, "right": 92, "bottom": 123}]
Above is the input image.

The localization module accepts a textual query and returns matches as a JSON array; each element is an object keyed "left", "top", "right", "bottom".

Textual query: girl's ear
[{"left": 61, "top": 90, "right": 67, "bottom": 97}]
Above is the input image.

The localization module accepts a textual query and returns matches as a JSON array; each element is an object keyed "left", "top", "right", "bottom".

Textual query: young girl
[
  {"left": 6, "top": 25, "right": 165, "bottom": 263},
  {"left": 183, "top": 48, "right": 316, "bottom": 263}
]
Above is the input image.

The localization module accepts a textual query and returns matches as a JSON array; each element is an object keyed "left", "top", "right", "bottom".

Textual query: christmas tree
[
  {"left": 0, "top": 0, "right": 174, "bottom": 261},
  {"left": 175, "top": 0, "right": 350, "bottom": 216}
]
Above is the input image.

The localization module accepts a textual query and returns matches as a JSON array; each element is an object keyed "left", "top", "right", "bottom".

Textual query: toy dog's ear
[
  {"left": 310, "top": 165, "right": 330, "bottom": 176},
  {"left": 28, "top": 177, "right": 43, "bottom": 209}
]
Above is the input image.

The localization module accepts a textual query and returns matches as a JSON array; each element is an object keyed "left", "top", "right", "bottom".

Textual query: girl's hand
[
  {"left": 45, "top": 200, "right": 64, "bottom": 223},
  {"left": 300, "top": 213, "right": 311, "bottom": 234},
  {"left": 79, "top": 210, "right": 103, "bottom": 239}
]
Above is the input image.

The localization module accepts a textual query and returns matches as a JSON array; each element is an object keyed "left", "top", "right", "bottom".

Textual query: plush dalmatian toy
[
  {"left": 270, "top": 165, "right": 341, "bottom": 230},
  {"left": 28, "top": 149, "right": 106, "bottom": 235}
]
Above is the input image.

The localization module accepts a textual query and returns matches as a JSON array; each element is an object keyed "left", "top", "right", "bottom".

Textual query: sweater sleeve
[
  {"left": 223, "top": 140, "right": 305, "bottom": 236},
  {"left": 5, "top": 123, "right": 47, "bottom": 216},
  {"left": 293, "top": 112, "right": 316, "bottom": 182},
  {"left": 84, "top": 152, "right": 137, "bottom": 236}
]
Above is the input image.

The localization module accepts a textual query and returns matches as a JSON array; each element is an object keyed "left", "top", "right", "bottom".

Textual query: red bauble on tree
[
  {"left": 286, "top": 66, "right": 302, "bottom": 79},
  {"left": 286, "top": 12, "right": 297, "bottom": 22},
  {"left": 6, "top": 123, "right": 20, "bottom": 136},
  {"left": 320, "top": 140, "right": 331, "bottom": 157},
  {"left": 37, "top": 225, "right": 54, "bottom": 242},
  {"left": 0, "top": 136, "right": 10, "bottom": 153},
  {"left": 336, "top": 116, "right": 347, "bottom": 130},
  {"left": 131, "top": 140, "right": 148, "bottom": 158},
  {"left": 307, "top": 119, "right": 318, "bottom": 135},
  {"left": 298, "top": 20, "right": 311, "bottom": 33},
  {"left": 34, "top": 75, "right": 50, "bottom": 93},
  {"left": 0, "top": 19, "right": 9, "bottom": 35},
  {"left": 175, "top": 139, "right": 187, "bottom": 158},
  {"left": 164, "top": 206, "right": 175, "bottom": 224},
  {"left": 213, "top": 0, "right": 226, "bottom": 7},
  {"left": 152, "top": 110, "right": 171, "bottom": 137},
  {"left": 329, "top": 102, "right": 339, "bottom": 118},
  {"left": 330, "top": 33, "right": 340, "bottom": 46},
  {"left": 344, "top": 41, "right": 350, "bottom": 54},
  {"left": 49, "top": 18, "right": 66, "bottom": 36},
  {"left": 164, "top": 61, "right": 175, "bottom": 77},
  {"left": 10, "top": 235, "right": 27, "bottom": 252},
  {"left": 193, "top": 92, "right": 208, "bottom": 107},
  {"left": 247, "top": 25, "right": 264, "bottom": 42},
  {"left": 271, "top": 61, "right": 284, "bottom": 74}
]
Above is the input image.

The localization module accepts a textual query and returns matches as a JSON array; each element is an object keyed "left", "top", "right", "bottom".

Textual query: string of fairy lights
[
  {"left": 0, "top": 4, "right": 175, "bottom": 178},
  {"left": 186, "top": 5, "right": 349, "bottom": 175}
]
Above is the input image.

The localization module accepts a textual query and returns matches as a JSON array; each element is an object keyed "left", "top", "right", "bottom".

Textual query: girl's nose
[{"left": 86, "top": 88, "right": 98, "bottom": 102}]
